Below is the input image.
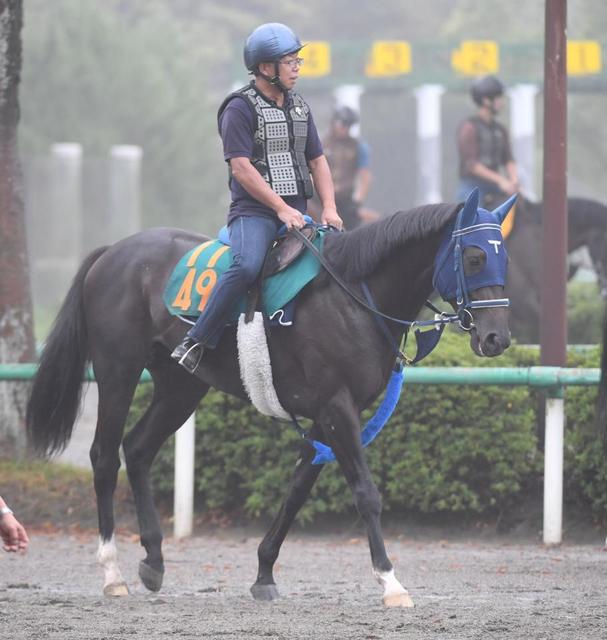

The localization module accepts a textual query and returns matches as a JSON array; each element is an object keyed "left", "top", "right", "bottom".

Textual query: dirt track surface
[{"left": 1, "top": 531, "right": 606, "bottom": 639}]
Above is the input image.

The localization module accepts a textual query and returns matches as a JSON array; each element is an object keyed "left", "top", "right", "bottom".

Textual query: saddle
[
  {"left": 245, "top": 225, "right": 318, "bottom": 322},
  {"left": 262, "top": 225, "right": 318, "bottom": 278}
]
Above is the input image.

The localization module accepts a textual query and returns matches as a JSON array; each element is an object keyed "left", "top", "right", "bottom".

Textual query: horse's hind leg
[
  {"left": 251, "top": 426, "right": 324, "bottom": 601},
  {"left": 320, "top": 391, "right": 414, "bottom": 608},
  {"left": 90, "top": 360, "right": 143, "bottom": 597},
  {"left": 122, "top": 360, "right": 209, "bottom": 593}
]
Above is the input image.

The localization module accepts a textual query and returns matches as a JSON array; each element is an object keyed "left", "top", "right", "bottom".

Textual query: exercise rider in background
[
  {"left": 171, "top": 22, "right": 342, "bottom": 373},
  {"left": 320, "top": 105, "right": 379, "bottom": 229},
  {"left": 456, "top": 75, "right": 519, "bottom": 211}
]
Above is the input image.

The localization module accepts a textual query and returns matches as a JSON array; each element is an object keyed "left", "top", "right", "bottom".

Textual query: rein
[
  {"left": 292, "top": 227, "right": 461, "bottom": 332},
  {"left": 292, "top": 224, "right": 508, "bottom": 362},
  {"left": 287, "top": 209, "right": 510, "bottom": 464},
  {"left": 291, "top": 190, "right": 514, "bottom": 464}
]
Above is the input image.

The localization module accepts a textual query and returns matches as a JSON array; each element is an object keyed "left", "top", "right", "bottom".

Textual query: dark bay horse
[
  {"left": 27, "top": 192, "right": 513, "bottom": 607},
  {"left": 506, "top": 195, "right": 607, "bottom": 343}
]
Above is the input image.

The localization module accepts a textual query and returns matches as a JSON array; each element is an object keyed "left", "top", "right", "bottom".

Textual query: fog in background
[{"left": 19, "top": 0, "right": 607, "bottom": 336}]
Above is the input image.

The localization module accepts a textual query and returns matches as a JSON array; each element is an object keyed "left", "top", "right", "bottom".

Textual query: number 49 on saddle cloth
[{"left": 162, "top": 229, "right": 327, "bottom": 323}]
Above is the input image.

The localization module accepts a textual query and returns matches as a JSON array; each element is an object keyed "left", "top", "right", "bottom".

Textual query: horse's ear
[
  {"left": 458, "top": 188, "right": 480, "bottom": 229},
  {"left": 492, "top": 193, "right": 518, "bottom": 224}
]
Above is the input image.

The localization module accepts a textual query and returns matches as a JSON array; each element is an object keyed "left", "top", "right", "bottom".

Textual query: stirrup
[{"left": 174, "top": 341, "right": 203, "bottom": 373}]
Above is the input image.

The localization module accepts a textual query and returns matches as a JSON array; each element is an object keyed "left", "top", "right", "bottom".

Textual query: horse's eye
[{"left": 464, "top": 248, "right": 486, "bottom": 275}]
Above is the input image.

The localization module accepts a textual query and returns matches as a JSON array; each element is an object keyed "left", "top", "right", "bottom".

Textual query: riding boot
[{"left": 171, "top": 337, "right": 204, "bottom": 374}]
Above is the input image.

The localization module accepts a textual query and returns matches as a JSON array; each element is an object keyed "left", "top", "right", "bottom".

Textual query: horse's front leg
[
  {"left": 319, "top": 391, "right": 414, "bottom": 608},
  {"left": 251, "top": 425, "right": 324, "bottom": 601}
]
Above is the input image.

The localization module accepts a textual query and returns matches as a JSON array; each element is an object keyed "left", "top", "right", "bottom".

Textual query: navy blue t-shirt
[{"left": 219, "top": 90, "right": 323, "bottom": 224}]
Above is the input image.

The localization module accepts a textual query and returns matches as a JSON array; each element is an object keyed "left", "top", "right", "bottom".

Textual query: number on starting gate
[
  {"left": 451, "top": 40, "right": 499, "bottom": 75},
  {"left": 568, "top": 40, "right": 602, "bottom": 75},
  {"left": 299, "top": 41, "right": 331, "bottom": 77},
  {"left": 365, "top": 41, "right": 412, "bottom": 77}
]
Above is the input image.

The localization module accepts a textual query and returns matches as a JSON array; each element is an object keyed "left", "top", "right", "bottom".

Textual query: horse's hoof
[
  {"left": 139, "top": 560, "right": 164, "bottom": 592},
  {"left": 103, "top": 581, "right": 129, "bottom": 597},
  {"left": 383, "top": 591, "right": 415, "bottom": 608},
  {"left": 250, "top": 583, "right": 280, "bottom": 601}
]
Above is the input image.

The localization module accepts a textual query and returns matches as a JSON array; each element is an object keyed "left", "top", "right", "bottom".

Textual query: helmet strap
[
  {"left": 270, "top": 61, "right": 289, "bottom": 93},
  {"left": 256, "top": 62, "right": 289, "bottom": 94}
]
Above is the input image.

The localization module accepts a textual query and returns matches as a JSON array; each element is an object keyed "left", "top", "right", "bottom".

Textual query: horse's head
[{"left": 433, "top": 189, "right": 516, "bottom": 357}]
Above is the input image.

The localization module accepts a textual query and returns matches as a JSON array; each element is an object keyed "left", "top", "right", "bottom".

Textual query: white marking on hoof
[
  {"left": 98, "top": 536, "right": 128, "bottom": 596},
  {"left": 374, "top": 568, "right": 414, "bottom": 608},
  {"left": 103, "top": 581, "right": 130, "bottom": 597},
  {"left": 383, "top": 591, "right": 415, "bottom": 608}
]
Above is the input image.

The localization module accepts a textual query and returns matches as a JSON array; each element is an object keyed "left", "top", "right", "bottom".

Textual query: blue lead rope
[{"left": 307, "top": 364, "right": 405, "bottom": 465}]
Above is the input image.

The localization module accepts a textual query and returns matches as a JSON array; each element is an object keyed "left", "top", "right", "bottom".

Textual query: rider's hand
[
  {"left": 0, "top": 512, "right": 29, "bottom": 553},
  {"left": 276, "top": 206, "right": 306, "bottom": 230},
  {"left": 497, "top": 176, "right": 518, "bottom": 196},
  {"left": 321, "top": 207, "right": 343, "bottom": 230}
]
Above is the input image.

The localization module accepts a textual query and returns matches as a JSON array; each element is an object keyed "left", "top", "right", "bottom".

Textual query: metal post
[
  {"left": 333, "top": 84, "right": 364, "bottom": 137},
  {"left": 173, "top": 413, "right": 196, "bottom": 538},
  {"left": 40, "top": 143, "right": 82, "bottom": 308},
  {"left": 508, "top": 84, "right": 539, "bottom": 200},
  {"left": 540, "top": 0, "right": 567, "bottom": 367},
  {"left": 543, "top": 392, "right": 564, "bottom": 545},
  {"left": 413, "top": 84, "right": 445, "bottom": 203},
  {"left": 108, "top": 145, "right": 142, "bottom": 242}
]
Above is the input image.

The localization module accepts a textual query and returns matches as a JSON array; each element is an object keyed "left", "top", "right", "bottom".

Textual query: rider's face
[
  {"left": 483, "top": 95, "right": 504, "bottom": 114},
  {"left": 257, "top": 55, "right": 300, "bottom": 91},
  {"left": 276, "top": 54, "right": 301, "bottom": 90}
]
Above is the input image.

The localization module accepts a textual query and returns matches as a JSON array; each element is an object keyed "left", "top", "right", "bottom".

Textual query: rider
[
  {"left": 321, "top": 105, "right": 375, "bottom": 229},
  {"left": 456, "top": 75, "right": 519, "bottom": 208},
  {"left": 171, "top": 22, "right": 342, "bottom": 373}
]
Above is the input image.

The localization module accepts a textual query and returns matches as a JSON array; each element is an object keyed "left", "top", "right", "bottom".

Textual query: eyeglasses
[{"left": 280, "top": 57, "right": 304, "bottom": 69}]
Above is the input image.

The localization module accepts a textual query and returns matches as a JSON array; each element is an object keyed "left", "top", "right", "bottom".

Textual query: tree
[{"left": 0, "top": 0, "right": 35, "bottom": 457}]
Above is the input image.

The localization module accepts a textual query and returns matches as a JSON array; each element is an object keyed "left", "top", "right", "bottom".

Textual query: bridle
[{"left": 444, "top": 218, "right": 510, "bottom": 329}]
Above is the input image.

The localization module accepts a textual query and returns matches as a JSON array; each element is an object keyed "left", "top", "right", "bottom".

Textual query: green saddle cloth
[{"left": 163, "top": 230, "right": 326, "bottom": 319}]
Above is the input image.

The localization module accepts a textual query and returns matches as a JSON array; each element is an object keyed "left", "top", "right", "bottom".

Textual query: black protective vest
[
  {"left": 323, "top": 134, "right": 359, "bottom": 200},
  {"left": 468, "top": 115, "right": 509, "bottom": 172},
  {"left": 218, "top": 82, "right": 314, "bottom": 199}
]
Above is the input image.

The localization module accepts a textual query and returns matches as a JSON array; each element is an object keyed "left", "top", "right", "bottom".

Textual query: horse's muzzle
[{"left": 471, "top": 329, "right": 511, "bottom": 357}]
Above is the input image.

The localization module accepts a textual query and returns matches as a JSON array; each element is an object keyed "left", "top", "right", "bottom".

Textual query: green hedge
[{"left": 127, "top": 330, "right": 606, "bottom": 526}]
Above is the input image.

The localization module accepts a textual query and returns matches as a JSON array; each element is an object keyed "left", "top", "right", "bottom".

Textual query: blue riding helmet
[{"left": 244, "top": 23, "right": 302, "bottom": 71}]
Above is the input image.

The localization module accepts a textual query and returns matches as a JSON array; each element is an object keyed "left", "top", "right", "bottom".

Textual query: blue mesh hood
[{"left": 433, "top": 208, "right": 508, "bottom": 302}]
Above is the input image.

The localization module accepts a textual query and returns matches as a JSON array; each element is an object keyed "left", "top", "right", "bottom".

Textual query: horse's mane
[
  {"left": 324, "top": 203, "right": 460, "bottom": 281},
  {"left": 520, "top": 195, "right": 607, "bottom": 227}
]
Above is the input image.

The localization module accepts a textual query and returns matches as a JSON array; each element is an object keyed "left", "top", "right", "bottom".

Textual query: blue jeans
[{"left": 187, "top": 215, "right": 281, "bottom": 347}]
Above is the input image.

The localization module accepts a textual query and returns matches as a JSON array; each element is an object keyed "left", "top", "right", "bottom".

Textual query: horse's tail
[
  {"left": 26, "top": 246, "right": 109, "bottom": 456},
  {"left": 598, "top": 306, "right": 607, "bottom": 453}
]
